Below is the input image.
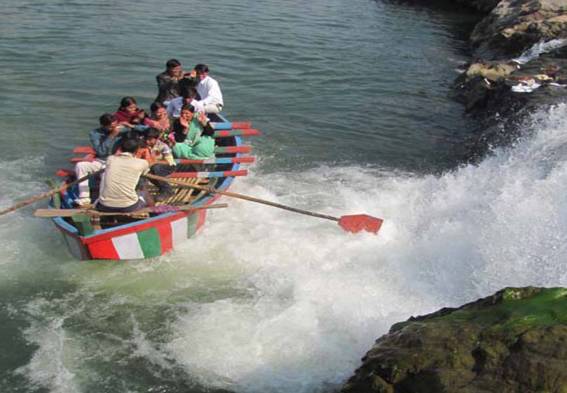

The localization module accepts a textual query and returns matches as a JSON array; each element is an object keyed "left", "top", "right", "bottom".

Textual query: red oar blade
[{"left": 338, "top": 214, "right": 383, "bottom": 234}]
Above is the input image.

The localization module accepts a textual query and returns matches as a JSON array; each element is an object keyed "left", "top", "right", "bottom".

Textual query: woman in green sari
[{"left": 171, "top": 104, "right": 215, "bottom": 159}]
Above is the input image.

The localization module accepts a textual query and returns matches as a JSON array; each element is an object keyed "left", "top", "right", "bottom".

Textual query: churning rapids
[
  {"left": 1, "top": 104, "right": 567, "bottom": 393},
  {"left": 1, "top": 0, "right": 566, "bottom": 392}
]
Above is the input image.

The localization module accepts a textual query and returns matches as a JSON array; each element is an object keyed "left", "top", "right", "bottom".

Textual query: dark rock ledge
[
  {"left": 340, "top": 287, "right": 567, "bottom": 393},
  {"left": 452, "top": 0, "right": 567, "bottom": 115}
]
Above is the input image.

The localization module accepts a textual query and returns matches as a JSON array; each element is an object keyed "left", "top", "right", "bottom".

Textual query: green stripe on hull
[
  {"left": 137, "top": 227, "right": 162, "bottom": 258},
  {"left": 187, "top": 212, "right": 199, "bottom": 238}
]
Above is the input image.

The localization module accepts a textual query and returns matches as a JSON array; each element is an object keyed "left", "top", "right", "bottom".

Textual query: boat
[{"left": 49, "top": 113, "right": 260, "bottom": 260}]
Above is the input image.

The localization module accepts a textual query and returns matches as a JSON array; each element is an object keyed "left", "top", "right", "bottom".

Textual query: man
[
  {"left": 74, "top": 114, "right": 126, "bottom": 207},
  {"left": 96, "top": 138, "right": 150, "bottom": 212},
  {"left": 193, "top": 64, "right": 224, "bottom": 114},
  {"left": 166, "top": 86, "right": 204, "bottom": 118},
  {"left": 155, "top": 59, "right": 197, "bottom": 103},
  {"left": 138, "top": 128, "right": 177, "bottom": 201}
]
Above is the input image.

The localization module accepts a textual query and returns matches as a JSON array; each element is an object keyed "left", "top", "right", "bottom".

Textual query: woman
[
  {"left": 114, "top": 96, "right": 146, "bottom": 126},
  {"left": 171, "top": 104, "right": 215, "bottom": 159},
  {"left": 143, "top": 101, "right": 171, "bottom": 134}
]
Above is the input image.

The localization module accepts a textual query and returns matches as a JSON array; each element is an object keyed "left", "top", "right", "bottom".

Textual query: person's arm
[
  {"left": 90, "top": 129, "right": 119, "bottom": 158},
  {"left": 197, "top": 79, "right": 223, "bottom": 106}
]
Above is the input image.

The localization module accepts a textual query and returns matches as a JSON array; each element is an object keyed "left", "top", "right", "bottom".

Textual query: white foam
[
  {"left": 513, "top": 38, "right": 567, "bottom": 64},
  {"left": 165, "top": 104, "right": 567, "bottom": 393},
  {"left": 9, "top": 106, "right": 567, "bottom": 393}
]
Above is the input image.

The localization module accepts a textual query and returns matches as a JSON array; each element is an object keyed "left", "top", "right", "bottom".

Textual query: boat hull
[{"left": 54, "top": 207, "right": 208, "bottom": 260}]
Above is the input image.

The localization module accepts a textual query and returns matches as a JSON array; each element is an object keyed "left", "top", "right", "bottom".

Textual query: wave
[{"left": 9, "top": 105, "right": 567, "bottom": 393}]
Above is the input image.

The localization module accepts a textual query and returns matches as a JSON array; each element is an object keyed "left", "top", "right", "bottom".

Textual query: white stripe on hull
[
  {"left": 112, "top": 233, "right": 144, "bottom": 259},
  {"left": 171, "top": 217, "right": 188, "bottom": 247}
]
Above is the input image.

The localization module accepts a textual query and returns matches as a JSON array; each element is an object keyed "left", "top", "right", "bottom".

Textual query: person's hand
[
  {"left": 198, "top": 112, "right": 208, "bottom": 125},
  {"left": 179, "top": 116, "right": 188, "bottom": 129}
]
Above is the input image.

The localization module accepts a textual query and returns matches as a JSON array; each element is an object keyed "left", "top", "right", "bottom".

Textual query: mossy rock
[{"left": 341, "top": 287, "right": 567, "bottom": 393}]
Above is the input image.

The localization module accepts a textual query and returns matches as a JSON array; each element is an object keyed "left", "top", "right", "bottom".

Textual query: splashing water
[{"left": 5, "top": 105, "right": 567, "bottom": 392}]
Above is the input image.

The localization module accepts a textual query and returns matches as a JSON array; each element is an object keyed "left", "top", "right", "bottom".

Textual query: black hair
[
  {"left": 181, "top": 104, "right": 195, "bottom": 113},
  {"left": 194, "top": 64, "right": 209, "bottom": 74},
  {"left": 119, "top": 96, "right": 137, "bottom": 110},
  {"left": 99, "top": 113, "right": 116, "bottom": 127},
  {"left": 145, "top": 128, "right": 161, "bottom": 139},
  {"left": 181, "top": 86, "right": 198, "bottom": 100},
  {"left": 166, "top": 59, "right": 181, "bottom": 69},
  {"left": 150, "top": 101, "right": 165, "bottom": 113},
  {"left": 202, "top": 124, "right": 214, "bottom": 137},
  {"left": 121, "top": 138, "right": 140, "bottom": 154}
]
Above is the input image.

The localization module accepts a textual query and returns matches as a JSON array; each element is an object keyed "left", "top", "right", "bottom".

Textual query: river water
[{"left": 1, "top": 1, "right": 566, "bottom": 392}]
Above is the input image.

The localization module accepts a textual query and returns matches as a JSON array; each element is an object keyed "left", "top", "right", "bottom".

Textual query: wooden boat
[{"left": 50, "top": 114, "right": 260, "bottom": 260}]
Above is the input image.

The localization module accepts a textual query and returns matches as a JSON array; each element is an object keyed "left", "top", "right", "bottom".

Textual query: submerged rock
[{"left": 340, "top": 287, "right": 567, "bottom": 393}]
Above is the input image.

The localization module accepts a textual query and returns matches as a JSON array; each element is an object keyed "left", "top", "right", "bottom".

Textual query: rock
[
  {"left": 470, "top": 0, "right": 567, "bottom": 59},
  {"left": 340, "top": 287, "right": 567, "bottom": 393}
]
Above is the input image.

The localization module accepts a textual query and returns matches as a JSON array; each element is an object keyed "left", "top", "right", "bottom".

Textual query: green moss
[{"left": 432, "top": 288, "right": 567, "bottom": 336}]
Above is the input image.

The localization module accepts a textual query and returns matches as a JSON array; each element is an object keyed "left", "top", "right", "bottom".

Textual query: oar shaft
[
  {"left": 144, "top": 174, "right": 340, "bottom": 222},
  {"left": 0, "top": 170, "right": 102, "bottom": 217}
]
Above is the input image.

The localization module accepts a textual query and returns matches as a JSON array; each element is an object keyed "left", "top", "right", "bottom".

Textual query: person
[
  {"left": 143, "top": 102, "right": 171, "bottom": 134},
  {"left": 171, "top": 105, "right": 215, "bottom": 159},
  {"left": 74, "top": 114, "right": 126, "bottom": 207},
  {"left": 155, "top": 59, "right": 197, "bottom": 103},
  {"left": 166, "top": 86, "right": 204, "bottom": 118},
  {"left": 138, "top": 128, "right": 177, "bottom": 201},
  {"left": 193, "top": 64, "right": 224, "bottom": 114},
  {"left": 114, "top": 96, "right": 146, "bottom": 126},
  {"left": 96, "top": 138, "right": 150, "bottom": 213}
]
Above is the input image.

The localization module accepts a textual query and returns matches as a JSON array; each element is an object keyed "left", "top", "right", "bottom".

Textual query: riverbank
[{"left": 452, "top": 0, "right": 567, "bottom": 116}]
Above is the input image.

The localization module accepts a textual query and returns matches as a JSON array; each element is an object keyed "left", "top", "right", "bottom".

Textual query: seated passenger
[
  {"left": 171, "top": 105, "right": 215, "bottom": 159},
  {"left": 155, "top": 59, "right": 197, "bottom": 103},
  {"left": 143, "top": 102, "right": 171, "bottom": 134},
  {"left": 74, "top": 114, "right": 127, "bottom": 207},
  {"left": 166, "top": 87, "right": 204, "bottom": 118},
  {"left": 114, "top": 97, "right": 146, "bottom": 126},
  {"left": 193, "top": 64, "right": 224, "bottom": 114},
  {"left": 139, "top": 128, "right": 177, "bottom": 201},
  {"left": 96, "top": 138, "right": 150, "bottom": 213}
]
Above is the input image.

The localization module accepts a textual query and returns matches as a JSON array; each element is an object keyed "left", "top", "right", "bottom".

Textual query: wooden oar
[
  {"left": 0, "top": 170, "right": 103, "bottom": 217},
  {"left": 144, "top": 174, "right": 383, "bottom": 234},
  {"left": 34, "top": 203, "right": 228, "bottom": 218}
]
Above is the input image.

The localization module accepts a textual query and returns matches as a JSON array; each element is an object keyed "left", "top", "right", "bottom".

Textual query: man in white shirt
[
  {"left": 194, "top": 64, "right": 224, "bottom": 114},
  {"left": 165, "top": 87, "right": 204, "bottom": 118}
]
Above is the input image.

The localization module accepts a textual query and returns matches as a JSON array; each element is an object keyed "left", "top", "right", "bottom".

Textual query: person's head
[
  {"left": 145, "top": 128, "right": 161, "bottom": 147},
  {"left": 121, "top": 137, "right": 140, "bottom": 154},
  {"left": 119, "top": 97, "right": 138, "bottom": 113},
  {"left": 166, "top": 58, "right": 182, "bottom": 77},
  {"left": 180, "top": 104, "right": 195, "bottom": 121},
  {"left": 194, "top": 64, "right": 209, "bottom": 81},
  {"left": 181, "top": 86, "right": 197, "bottom": 101},
  {"left": 99, "top": 113, "right": 116, "bottom": 128},
  {"left": 150, "top": 101, "right": 167, "bottom": 119}
]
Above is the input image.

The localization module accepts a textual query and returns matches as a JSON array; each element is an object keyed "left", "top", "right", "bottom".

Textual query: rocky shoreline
[
  {"left": 340, "top": 287, "right": 567, "bottom": 393},
  {"left": 452, "top": 0, "right": 567, "bottom": 115}
]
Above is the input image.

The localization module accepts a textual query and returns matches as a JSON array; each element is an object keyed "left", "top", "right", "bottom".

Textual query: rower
[
  {"left": 74, "top": 114, "right": 126, "bottom": 207},
  {"left": 193, "top": 64, "right": 224, "bottom": 114},
  {"left": 96, "top": 138, "right": 150, "bottom": 213}
]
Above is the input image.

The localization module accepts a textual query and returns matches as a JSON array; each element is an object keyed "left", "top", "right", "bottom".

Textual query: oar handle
[
  {"left": 0, "top": 169, "right": 104, "bottom": 217},
  {"left": 144, "top": 174, "right": 340, "bottom": 222}
]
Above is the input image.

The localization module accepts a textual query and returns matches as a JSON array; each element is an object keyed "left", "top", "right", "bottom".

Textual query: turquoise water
[{"left": 6, "top": 1, "right": 566, "bottom": 393}]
